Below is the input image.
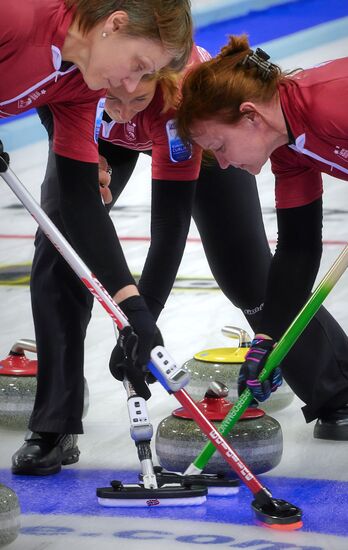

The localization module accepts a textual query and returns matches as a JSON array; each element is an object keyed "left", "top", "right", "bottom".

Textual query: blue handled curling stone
[
  {"left": 183, "top": 326, "right": 294, "bottom": 413},
  {"left": 97, "top": 376, "right": 207, "bottom": 507},
  {"left": 0, "top": 484, "right": 20, "bottom": 547},
  {"left": 0, "top": 339, "right": 89, "bottom": 429},
  {"left": 155, "top": 381, "right": 283, "bottom": 483}
]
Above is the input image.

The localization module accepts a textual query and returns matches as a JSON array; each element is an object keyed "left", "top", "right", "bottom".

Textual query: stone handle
[
  {"left": 221, "top": 326, "right": 251, "bottom": 348},
  {"left": 10, "top": 339, "right": 37, "bottom": 355}
]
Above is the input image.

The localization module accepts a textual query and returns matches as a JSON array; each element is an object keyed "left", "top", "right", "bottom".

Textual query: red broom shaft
[{"left": 175, "top": 388, "right": 264, "bottom": 494}]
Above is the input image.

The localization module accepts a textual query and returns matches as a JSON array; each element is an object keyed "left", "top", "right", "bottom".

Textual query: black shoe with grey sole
[
  {"left": 12, "top": 432, "right": 80, "bottom": 475},
  {"left": 313, "top": 404, "right": 348, "bottom": 441}
]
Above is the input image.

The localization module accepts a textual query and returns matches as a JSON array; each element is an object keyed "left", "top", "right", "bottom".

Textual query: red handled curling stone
[
  {"left": 155, "top": 382, "right": 302, "bottom": 529},
  {"left": 183, "top": 326, "right": 294, "bottom": 413},
  {"left": 0, "top": 484, "right": 20, "bottom": 547},
  {"left": 0, "top": 339, "right": 37, "bottom": 429},
  {"left": 0, "top": 339, "right": 89, "bottom": 429},
  {"left": 155, "top": 381, "right": 283, "bottom": 478}
]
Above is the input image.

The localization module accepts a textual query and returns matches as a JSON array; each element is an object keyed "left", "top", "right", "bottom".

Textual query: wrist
[
  {"left": 114, "top": 285, "right": 139, "bottom": 303},
  {"left": 250, "top": 335, "right": 275, "bottom": 351}
]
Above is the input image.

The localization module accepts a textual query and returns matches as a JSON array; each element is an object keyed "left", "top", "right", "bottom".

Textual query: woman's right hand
[
  {"left": 98, "top": 154, "right": 113, "bottom": 204},
  {"left": 0, "top": 139, "right": 10, "bottom": 168},
  {"left": 109, "top": 295, "right": 163, "bottom": 400}
]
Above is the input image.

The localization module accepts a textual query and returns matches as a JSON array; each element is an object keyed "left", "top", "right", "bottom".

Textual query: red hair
[{"left": 176, "top": 34, "right": 283, "bottom": 143}]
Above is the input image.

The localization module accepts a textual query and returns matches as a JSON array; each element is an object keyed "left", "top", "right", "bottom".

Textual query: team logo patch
[
  {"left": 18, "top": 98, "right": 33, "bottom": 109},
  {"left": 125, "top": 121, "right": 137, "bottom": 141},
  {"left": 17, "top": 89, "right": 47, "bottom": 110},
  {"left": 166, "top": 119, "right": 192, "bottom": 163},
  {"left": 146, "top": 499, "right": 160, "bottom": 506},
  {"left": 334, "top": 145, "right": 348, "bottom": 162},
  {"left": 94, "top": 98, "right": 106, "bottom": 143}
]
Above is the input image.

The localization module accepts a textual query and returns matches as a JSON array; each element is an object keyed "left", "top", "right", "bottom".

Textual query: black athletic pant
[
  {"left": 29, "top": 135, "right": 348, "bottom": 434},
  {"left": 191, "top": 162, "right": 348, "bottom": 421}
]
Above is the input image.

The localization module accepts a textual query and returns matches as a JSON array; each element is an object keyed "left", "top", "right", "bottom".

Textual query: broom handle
[{"left": 186, "top": 243, "right": 348, "bottom": 474}]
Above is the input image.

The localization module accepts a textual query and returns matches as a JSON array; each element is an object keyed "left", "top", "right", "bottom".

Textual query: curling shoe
[
  {"left": 313, "top": 404, "right": 348, "bottom": 441},
  {"left": 12, "top": 431, "right": 80, "bottom": 475}
]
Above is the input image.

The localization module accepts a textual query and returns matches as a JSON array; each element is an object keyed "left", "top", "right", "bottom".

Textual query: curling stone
[
  {"left": 0, "top": 484, "right": 20, "bottom": 547},
  {"left": 0, "top": 339, "right": 89, "bottom": 429},
  {"left": 184, "top": 326, "right": 294, "bottom": 413},
  {"left": 155, "top": 381, "right": 283, "bottom": 477}
]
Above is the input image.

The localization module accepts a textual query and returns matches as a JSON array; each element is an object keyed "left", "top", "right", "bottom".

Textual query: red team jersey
[
  {"left": 0, "top": 0, "right": 105, "bottom": 163},
  {"left": 271, "top": 57, "right": 348, "bottom": 209},
  {"left": 99, "top": 45, "right": 211, "bottom": 181}
]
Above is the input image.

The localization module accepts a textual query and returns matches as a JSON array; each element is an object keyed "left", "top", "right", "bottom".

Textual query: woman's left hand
[{"left": 238, "top": 335, "right": 282, "bottom": 401}]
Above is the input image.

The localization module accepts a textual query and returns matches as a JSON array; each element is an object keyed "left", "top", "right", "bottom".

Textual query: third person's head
[{"left": 176, "top": 34, "right": 289, "bottom": 175}]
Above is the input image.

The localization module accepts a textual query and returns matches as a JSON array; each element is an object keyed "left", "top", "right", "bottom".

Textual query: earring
[{"left": 102, "top": 32, "right": 107, "bottom": 38}]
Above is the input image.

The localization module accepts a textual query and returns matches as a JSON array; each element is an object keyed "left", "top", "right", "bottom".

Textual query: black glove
[
  {"left": 109, "top": 295, "right": 163, "bottom": 399},
  {"left": 0, "top": 140, "right": 10, "bottom": 172},
  {"left": 238, "top": 337, "right": 282, "bottom": 402}
]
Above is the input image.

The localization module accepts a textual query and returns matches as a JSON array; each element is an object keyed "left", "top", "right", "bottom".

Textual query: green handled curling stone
[
  {"left": 155, "top": 381, "right": 283, "bottom": 478},
  {"left": 0, "top": 484, "right": 20, "bottom": 547},
  {"left": 183, "top": 326, "right": 294, "bottom": 413},
  {"left": 0, "top": 339, "right": 89, "bottom": 429}
]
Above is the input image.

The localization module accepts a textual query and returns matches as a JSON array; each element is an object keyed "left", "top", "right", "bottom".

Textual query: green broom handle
[{"left": 188, "top": 244, "right": 348, "bottom": 474}]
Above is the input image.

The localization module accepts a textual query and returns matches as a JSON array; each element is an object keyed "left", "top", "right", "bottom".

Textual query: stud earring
[{"left": 102, "top": 32, "right": 107, "bottom": 38}]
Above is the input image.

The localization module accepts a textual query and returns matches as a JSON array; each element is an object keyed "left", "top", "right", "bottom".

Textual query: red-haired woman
[
  {"left": 1, "top": 0, "right": 193, "bottom": 474},
  {"left": 176, "top": 34, "right": 348, "bottom": 441}
]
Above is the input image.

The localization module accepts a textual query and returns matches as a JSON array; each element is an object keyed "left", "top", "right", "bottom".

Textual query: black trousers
[
  {"left": 29, "top": 135, "right": 348, "bottom": 434},
  {"left": 192, "top": 163, "right": 348, "bottom": 422}
]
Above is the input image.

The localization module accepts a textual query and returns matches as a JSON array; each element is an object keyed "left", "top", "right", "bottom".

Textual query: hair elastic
[{"left": 241, "top": 48, "right": 277, "bottom": 80}]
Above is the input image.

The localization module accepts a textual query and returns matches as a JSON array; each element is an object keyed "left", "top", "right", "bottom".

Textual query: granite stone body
[
  {"left": 156, "top": 403, "right": 283, "bottom": 477},
  {"left": 0, "top": 484, "right": 20, "bottom": 547},
  {"left": 0, "top": 373, "right": 38, "bottom": 429},
  {"left": 0, "top": 341, "right": 89, "bottom": 429},
  {"left": 0, "top": 373, "right": 90, "bottom": 429}
]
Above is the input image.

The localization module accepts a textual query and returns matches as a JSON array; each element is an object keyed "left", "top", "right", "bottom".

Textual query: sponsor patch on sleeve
[
  {"left": 94, "top": 97, "right": 106, "bottom": 143},
  {"left": 166, "top": 119, "right": 192, "bottom": 163}
]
